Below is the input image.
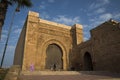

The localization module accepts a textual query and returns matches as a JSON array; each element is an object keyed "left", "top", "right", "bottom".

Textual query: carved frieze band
[{"left": 38, "top": 27, "right": 71, "bottom": 37}]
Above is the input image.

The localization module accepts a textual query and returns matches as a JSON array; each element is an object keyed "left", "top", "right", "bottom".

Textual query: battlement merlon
[
  {"left": 72, "top": 24, "right": 83, "bottom": 45},
  {"left": 72, "top": 24, "right": 83, "bottom": 34},
  {"left": 73, "top": 24, "right": 83, "bottom": 29},
  {"left": 28, "top": 11, "right": 39, "bottom": 17},
  {"left": 27, "top": 11, "right": 40, "bottom": 23}
]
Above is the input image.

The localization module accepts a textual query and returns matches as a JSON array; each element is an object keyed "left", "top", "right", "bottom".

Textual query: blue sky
[{"left": 0, "top": 0, "right": 120, "bottom": 67}]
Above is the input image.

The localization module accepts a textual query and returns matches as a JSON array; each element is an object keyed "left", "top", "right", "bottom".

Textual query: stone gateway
[
  {"left": 14, "top": 11, "right": 120, "bottom": 73},
  {"left": 13, "top": 11, "right": 83, "bottom": 71}
]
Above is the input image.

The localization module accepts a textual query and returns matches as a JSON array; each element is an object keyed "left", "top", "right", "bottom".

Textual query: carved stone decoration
[{"left": 27, "top": 23, "right": 38, "bottom": 44}]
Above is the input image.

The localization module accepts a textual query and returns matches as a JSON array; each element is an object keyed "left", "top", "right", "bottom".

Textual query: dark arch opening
[
  {"left": 84, "top": 52, "right": 93, "bottom": 71},
  {"left": 45, "top": 44, "right": 63, "bottom": 70}
]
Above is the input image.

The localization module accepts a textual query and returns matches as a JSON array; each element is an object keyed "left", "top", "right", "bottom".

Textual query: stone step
[
  {"left": 80, "top": 71, "right": 111, "bottom": 75},
  {"left": 20, "top": 71, "right": 118, "bottom": 76},
  {"left": 80, "top": 71, "right": 120, "bottom": 77},
  {"left": 21, "top": 71, "right": 81, "bottom": 75}
]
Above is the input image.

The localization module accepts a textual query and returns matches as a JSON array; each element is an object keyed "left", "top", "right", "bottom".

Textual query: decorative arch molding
[{"left": 41, "top": 39, "right": 68, "bottom": 70}]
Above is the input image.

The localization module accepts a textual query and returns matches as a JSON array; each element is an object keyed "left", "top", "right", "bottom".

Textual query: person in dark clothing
[{"left": 53, "top": 64, "right": 56, "bottom": 71}]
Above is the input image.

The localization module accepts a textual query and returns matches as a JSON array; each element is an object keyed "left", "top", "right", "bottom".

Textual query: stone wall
[
  {"left": 14, "top": 20, "right": 27, "bottom": 67},
  {"left": 4, "top": 65, "right": 21, "bottom": 80},
  {"left": 91, "top": 21, "right": 120, "bottom": 72},
  {"left": 76, "top": 20, "right": 120, "bottom": 72}
]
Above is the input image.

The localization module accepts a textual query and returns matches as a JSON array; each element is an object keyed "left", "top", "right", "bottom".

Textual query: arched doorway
[
  {"left": 45, "top": 44, "right": 63, "bottom": 70},
  {"left": 84, "top": 52, "right": 93, "bottom": 71}
]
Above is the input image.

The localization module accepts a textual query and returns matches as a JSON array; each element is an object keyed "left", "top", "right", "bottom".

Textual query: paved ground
[
  {"left": 18, "top": 71, "right": 120, "bottom": 80},
  {"left": 18, "top": 75, "right": 115, "bottom": 80}
]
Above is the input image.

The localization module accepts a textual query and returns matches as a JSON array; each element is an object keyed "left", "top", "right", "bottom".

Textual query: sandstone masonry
[{"left": 13, "top": 11, "right": 83, "bottom": 71}]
